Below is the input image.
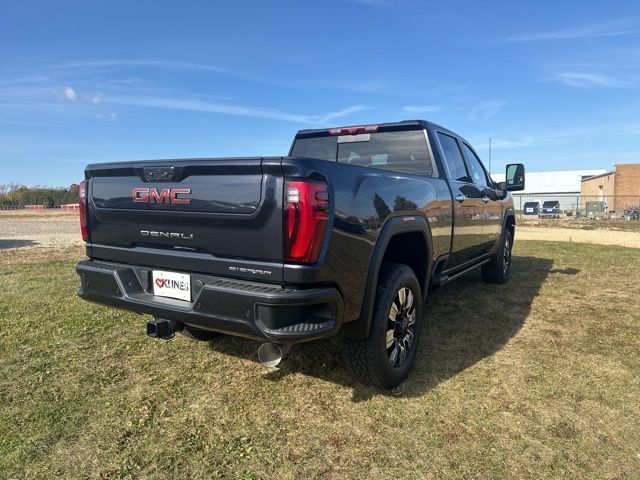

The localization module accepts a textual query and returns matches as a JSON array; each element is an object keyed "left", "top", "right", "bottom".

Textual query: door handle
[
  {"left": 482, "top": 196, "right": 490, "bottom": 203},
  {"left": 455, "top": 194, "right": 465, "bottom": 203}
]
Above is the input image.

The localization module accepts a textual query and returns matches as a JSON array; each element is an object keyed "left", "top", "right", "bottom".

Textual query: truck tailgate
[{"left": 85, "top": 157, "right": 285, "bottom": 282}]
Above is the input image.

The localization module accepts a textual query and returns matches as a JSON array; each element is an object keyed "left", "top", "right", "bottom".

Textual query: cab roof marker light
[{"left": 327, "top": 124, "right": 379, "bottom": 136}]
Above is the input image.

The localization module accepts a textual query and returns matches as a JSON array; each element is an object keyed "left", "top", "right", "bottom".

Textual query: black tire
[
  {"left": 344, "top": 263, "right": 422, "bottom": 389},
  {"left": 482, "top": 228, "right": 513, "bottom": 284},
  {"left": 180, "top": 326, "right": 223, "bottom": 341}
]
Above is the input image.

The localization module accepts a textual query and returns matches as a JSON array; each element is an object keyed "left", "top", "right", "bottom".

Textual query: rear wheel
[
  {"left": 482, "top": 228, "right": 513, "bottom": 284},
  {"left": 344, "top": 263, "right": 422, "bottom": 389},
  {"left": 181, "top": 326, "right": 222, "bottom": 341}
]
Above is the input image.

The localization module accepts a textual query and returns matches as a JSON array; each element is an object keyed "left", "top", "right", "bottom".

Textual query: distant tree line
[{"left": 0, "top": 183, "right": 80, "bottom": 208}]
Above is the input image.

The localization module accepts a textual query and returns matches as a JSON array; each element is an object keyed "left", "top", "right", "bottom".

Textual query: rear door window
[{"left": 436, "top": 132, "right": 470, "bottom": 183}]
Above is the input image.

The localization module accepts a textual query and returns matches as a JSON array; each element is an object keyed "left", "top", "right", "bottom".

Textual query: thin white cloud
[
  {"left": 472, "top": 121, "right": 640, "bottom": 152},
  {"left": 468, "top": 100, "right": 507, "bottom": 121},
  {"left": 105, "top": 94, "right": 366, "bottom": 125},
  {"left": 343, "top": 0, "right": 398, "bottom": 6},
  {"left": 0, "top": 117, "right": 50, "bottom": 127},
  {"left": 474, "top": 137, "right": 537, "bottom": 150},
  {"left": 504, "top": 18, "right": 640, "bottom": 42},
  {"left": 347, "top": 80, "right": 391, "bottom": 93},
  {"left": 402, "top": 105, "right": 443, "bottom": 113},
  {"left": 96, "top": 112, "right": 117, "bottom": 121},
  {"left": 91, "top": 92, "right": 103, "bottom": 104},
  {"left": 319, "top": 105, "right": 369, "bottom": 123},
  {"left": 552, "top": 72, "right": 629, "bottom": 88},
  {"left": 63, "top": 86, "right": 78, "bottom": 102},
  {"left": 50, "top": 59, "right": 233, "bottom": 75},
  {"left": 3, "top": 58, "right": 452, "bottom": 98}
]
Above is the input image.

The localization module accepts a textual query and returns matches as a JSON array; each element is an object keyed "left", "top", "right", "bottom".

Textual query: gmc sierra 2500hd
[{"left": 76, "top": 120, "right": 525, "bottom": 388}]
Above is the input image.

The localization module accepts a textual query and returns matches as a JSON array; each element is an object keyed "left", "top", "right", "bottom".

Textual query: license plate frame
[{"left": 152, "top": 270, "right": 192, "bottom": 302}]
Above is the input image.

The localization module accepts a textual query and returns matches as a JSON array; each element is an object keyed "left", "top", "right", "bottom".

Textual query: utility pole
[{"left": 489, "top": 137, "right": 492, "bottom": 174}]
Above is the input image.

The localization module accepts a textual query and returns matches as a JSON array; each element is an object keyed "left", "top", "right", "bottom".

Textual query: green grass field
[{"left": 1, "top": 241, "right": 639, "bottom": 479}]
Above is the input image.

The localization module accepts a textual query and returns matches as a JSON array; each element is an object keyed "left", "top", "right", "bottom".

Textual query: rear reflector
[
  {"left": 79, "top": 180, "right": 89, "bottom": 242},
  {"left": 284, "top": 180, "right": 329, "bottom": 264},
  {"left": 328, "top": 124, "right": 379, "bottom": 136}
]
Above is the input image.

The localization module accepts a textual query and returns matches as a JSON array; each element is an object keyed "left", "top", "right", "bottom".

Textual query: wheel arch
[
  {"left": 504, "top": 208, "right": 516, "bottom": 236},
  {"left": 341, "top": 216, "right": 433, "bottom": 340}
]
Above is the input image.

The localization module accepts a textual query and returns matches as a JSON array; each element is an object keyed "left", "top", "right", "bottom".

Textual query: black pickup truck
[{"left": 76, "top": 120, "right": 525, "bottom": 388}]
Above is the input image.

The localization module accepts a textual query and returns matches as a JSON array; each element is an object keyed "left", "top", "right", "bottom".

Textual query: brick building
[{"left": 580, "top": 163, "right": 640, "bottom": 213}]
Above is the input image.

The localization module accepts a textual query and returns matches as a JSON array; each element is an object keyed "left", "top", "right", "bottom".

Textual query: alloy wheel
[
  {"left": 503, "top": 234, "right": 512, "bottom": 276},
  {"left": 385, "top": 287, "right": 417, "bottom": 367}
]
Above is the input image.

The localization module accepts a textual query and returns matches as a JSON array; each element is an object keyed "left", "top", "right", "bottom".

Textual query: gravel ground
[
  {"left": 0, "top": 212, "right": 84, "bottom": 265},
  {"left": 1, "top": 211, "right": 638, "bottom": 267},
  {"left": 517, "top": 226, "right": 640, "bottom": 248}
]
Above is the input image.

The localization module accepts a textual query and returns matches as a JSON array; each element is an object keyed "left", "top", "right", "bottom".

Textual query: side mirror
[{"left": 505, "top": 163, "right": 525, "bottom": 191}]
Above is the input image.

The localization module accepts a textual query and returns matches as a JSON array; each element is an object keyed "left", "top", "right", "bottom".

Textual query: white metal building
[{"left": 491, "top": 169, "right": 607, "bottom": 211}]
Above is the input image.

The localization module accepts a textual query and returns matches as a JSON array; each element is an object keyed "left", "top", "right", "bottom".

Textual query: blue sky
[{"left": 2, "top": 0, "right": 640, "bottom": 187}]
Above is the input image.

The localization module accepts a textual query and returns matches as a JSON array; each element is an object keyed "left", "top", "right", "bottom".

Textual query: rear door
[
  {"left": 86, "top": 157, "right": 285, "bottom": 281},
  {"left": 435, "top": 132, "right": 486, "bottom": 269}
]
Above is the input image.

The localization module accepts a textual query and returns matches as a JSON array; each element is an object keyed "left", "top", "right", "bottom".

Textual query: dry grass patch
[
  {"left": 0, "top": 210, "right": 79, "bottom": 219},
  {"left": 0, "top": 241, "right": 639, "bottom": 479},
  {"left": 519, "top": 217, "right": 640, "bottom": 233}
]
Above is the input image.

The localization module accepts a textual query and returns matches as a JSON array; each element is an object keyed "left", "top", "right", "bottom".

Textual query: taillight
[
  {"left": 284, "top": 180, "right": 329, "bottom": 264},
  {"left": 79, "top": 180, "right": 89, "bottom": 242}
]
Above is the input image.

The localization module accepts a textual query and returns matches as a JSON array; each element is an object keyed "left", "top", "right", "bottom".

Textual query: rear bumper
[{"left": 76, "top": 260, "right": 343, "bottom": 343}]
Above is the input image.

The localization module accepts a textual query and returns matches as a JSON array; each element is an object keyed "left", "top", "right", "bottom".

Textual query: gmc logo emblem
[{"left": 132, "top": 188, "right": 191, "bottom": 204}]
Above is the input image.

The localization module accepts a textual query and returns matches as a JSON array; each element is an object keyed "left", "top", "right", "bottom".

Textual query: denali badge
[
  {"left": 140, "top": 230, "right": 194, "bottom": 240},
  {"left": 132, "top": 187, "right": 191, "bottom": 204}
]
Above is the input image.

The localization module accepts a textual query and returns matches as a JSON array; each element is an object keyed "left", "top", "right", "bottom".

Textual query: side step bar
[{"left": 431, "top": 257, "right": 492, "bottom": 287}]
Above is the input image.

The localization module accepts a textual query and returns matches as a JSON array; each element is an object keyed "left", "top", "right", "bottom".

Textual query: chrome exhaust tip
[{"left": 257, "top": 342, "right": 291, "bottom": 368}]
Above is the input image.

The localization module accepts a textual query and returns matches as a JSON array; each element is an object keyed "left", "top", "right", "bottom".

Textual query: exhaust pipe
[
  {"left": 257, "top": 342, "right": 291, "bottom": 367},
  {"left": 146, "top": 317, "right": 182, "bottom": 339}
]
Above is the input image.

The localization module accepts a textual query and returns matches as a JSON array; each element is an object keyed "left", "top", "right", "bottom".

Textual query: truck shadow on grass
[{"left": 209, "top": 255, "right": 554, "bottom": 401}]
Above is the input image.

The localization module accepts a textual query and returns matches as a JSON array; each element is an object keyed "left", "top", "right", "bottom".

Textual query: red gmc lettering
[
  {"left": 149, "top": 188, "right": 171, "bottom": 203},
  {"left": 132, "top": 187, "right": 149, "bottom": 202},
  {"left": 132, "top": 188, "right": 191, "bottom": 204},
  {"left": 170, "top": 189, "right": 191, "bottom": 204}
]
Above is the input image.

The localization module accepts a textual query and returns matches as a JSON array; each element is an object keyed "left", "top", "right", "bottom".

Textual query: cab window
[
  {"left": 291, "top": 131, "right": 434, "bottom": 176},
  {"left": 462, "top": 143, "right": 489, "bottom": 188},
  {"left": 437, "top": 132, "right": 470, "bottom": 183}
]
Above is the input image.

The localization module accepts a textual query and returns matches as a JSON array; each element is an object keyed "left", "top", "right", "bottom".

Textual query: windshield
[{"left": 291, "top": 130, "right": 433, "bottom": 176}]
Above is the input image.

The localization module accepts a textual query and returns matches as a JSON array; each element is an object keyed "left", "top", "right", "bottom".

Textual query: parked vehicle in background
[
  {"left": 523, "top": 201, "right": 541, "bottom": 216},
  {"left": 541, "top": 200, "right": 560, "bottom": 219},
  {"left": 625, "top": 205, "right": 640, "bottom": 220},
  {"left": 75, "top": 120, "right": 525, "bottom": 388}
]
